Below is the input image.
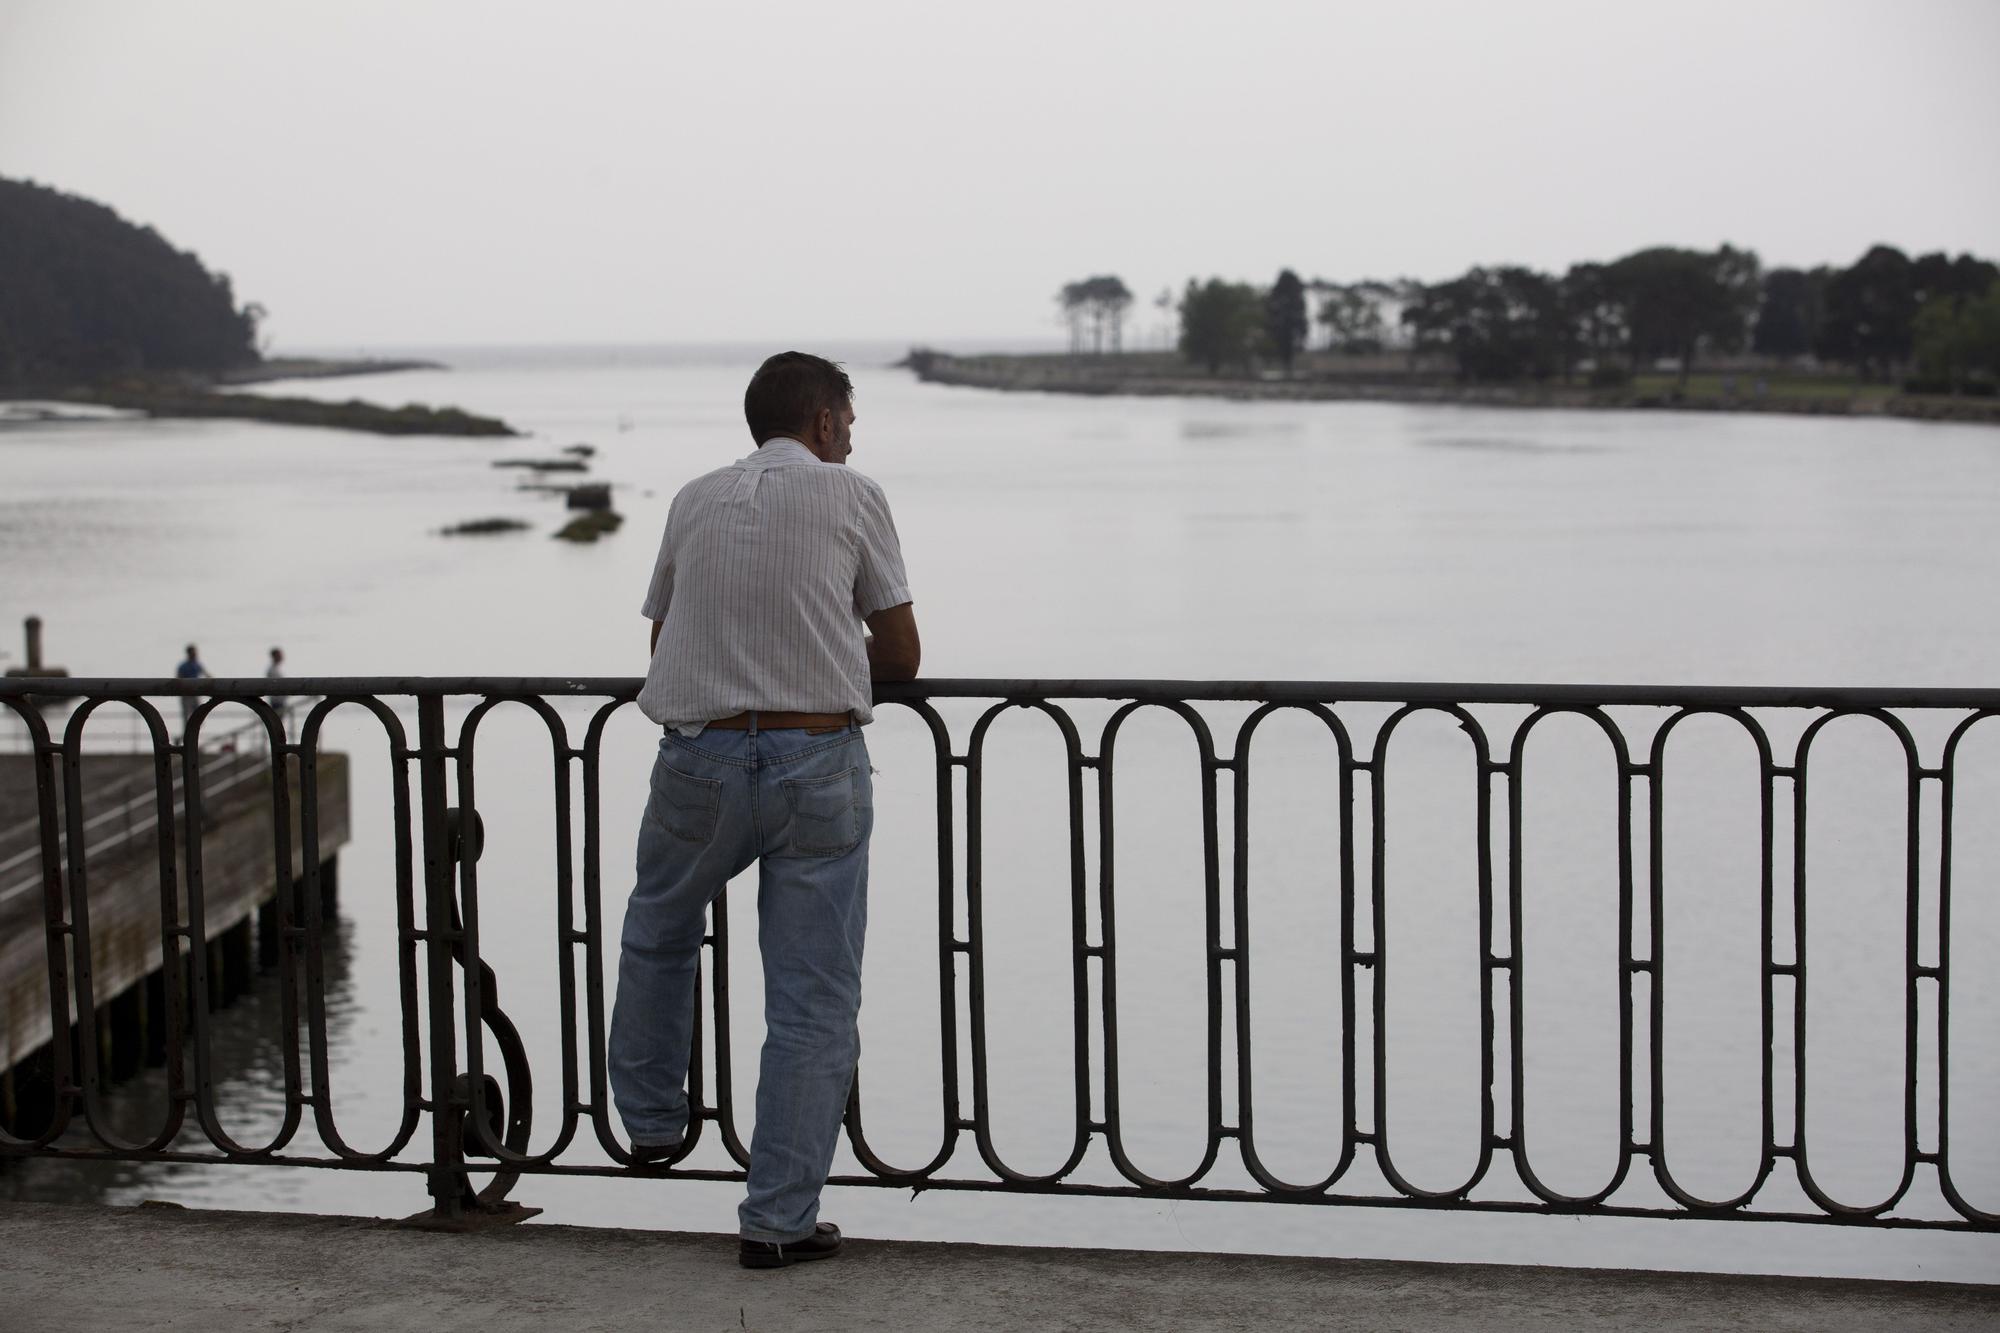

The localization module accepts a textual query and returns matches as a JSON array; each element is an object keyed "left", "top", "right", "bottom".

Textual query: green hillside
[{"left": 0, "top": 176, "right": 260, "bottom": 387}]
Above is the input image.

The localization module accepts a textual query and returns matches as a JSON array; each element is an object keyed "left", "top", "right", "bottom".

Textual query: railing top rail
[{"left": 2, "top": 675, "right": 1998, "bottom": 710}]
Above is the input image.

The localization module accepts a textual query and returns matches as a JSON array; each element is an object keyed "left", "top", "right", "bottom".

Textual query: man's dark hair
[{"left": 743, "top": 351, "right": 853, "bottom": 444}]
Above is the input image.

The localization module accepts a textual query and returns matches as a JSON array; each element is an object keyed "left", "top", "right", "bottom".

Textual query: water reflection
[
  {"left": 1180, "top": 419, "right": 1303, "bottom": 441},
  {"left": 1416, "top": 435, "right": 1603, "bottom": 455}
]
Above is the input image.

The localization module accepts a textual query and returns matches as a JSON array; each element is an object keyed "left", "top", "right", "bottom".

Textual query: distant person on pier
[
  {"left": 609, "top": 351, "right": 920, "bottom": 1270},
  {"left": 265, "top": 646, "right": 287, "bottom": 736},
  {"left": 175, "top": 643, "right": 209, "bottom": 742}
]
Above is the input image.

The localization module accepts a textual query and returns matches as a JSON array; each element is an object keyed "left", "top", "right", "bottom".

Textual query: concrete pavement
[{"left": 1, "top": 1201, "right": 1996, "bottom": 1331}]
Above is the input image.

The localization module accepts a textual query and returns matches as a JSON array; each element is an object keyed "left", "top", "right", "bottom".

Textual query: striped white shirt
[{"left": 637, "top": 438, "right": 911, "bottom": 730}]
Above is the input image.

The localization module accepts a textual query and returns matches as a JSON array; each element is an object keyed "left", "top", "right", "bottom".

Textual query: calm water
[{"left": 2, "top": 344, "right": 1996, "bottom": 1281}]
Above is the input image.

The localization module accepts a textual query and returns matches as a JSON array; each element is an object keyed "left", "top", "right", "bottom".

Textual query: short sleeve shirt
[{"left": 636, "top": 438, "right": 911, "bottom": 729}]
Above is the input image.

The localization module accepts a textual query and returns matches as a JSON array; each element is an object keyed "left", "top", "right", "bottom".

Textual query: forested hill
[{"left": 0, "top": 176, "right": 261, "bottom": 387}]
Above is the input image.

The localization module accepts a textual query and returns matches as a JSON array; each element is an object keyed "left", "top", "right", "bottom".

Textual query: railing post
[
  {"left": 404, "top": 693, "right": 540, "bottom": 1231},
  {"left": 415, "top": 694, "right": 469, "bottom": 1222}
]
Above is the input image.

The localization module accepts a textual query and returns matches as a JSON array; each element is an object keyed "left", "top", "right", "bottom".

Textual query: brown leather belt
[{"left": 703, "top": 710, "right": 854, "bottom": 732}]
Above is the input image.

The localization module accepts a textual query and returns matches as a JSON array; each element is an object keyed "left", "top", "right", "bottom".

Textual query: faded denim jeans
[{"left": 608, "top": 723, "right": 871, "bottom": 1243}]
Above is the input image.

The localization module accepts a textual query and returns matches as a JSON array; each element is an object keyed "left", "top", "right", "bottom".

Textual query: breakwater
[{"left": 907, "top": 350, "right": 2000, "bottom": 425}]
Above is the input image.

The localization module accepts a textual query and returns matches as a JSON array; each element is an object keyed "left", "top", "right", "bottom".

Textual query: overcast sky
[{"left": 2, "top": 0, "right": 1996, "bottom": 349}]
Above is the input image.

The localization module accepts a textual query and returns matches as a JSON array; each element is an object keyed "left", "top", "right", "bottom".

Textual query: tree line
[
  {"left": 1063, "top": 243, "right": 2000, "bottom": 393},
  {"left": 0, "top": 176, "right": 263, "bottom": 387}
]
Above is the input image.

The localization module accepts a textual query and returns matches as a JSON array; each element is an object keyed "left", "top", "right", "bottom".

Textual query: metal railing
[{"left": 0, "top": 675, "right": 1995, "bottom": 1232}]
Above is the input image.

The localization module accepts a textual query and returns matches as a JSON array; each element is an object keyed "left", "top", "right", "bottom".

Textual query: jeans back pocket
[
  {"left": 649, "top": 760, "right": 722, "bottom": 844},
  {"left": 780, "top": 766, "right": 861, "bottom": 857}
]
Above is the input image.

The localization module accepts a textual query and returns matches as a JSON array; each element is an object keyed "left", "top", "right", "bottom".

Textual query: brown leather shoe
[{"left": 738, "top": 1222, "right": 842, "bottom": 1269}]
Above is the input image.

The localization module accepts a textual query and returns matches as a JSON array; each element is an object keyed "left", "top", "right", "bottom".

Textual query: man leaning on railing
[{"left": 608, "top": 351, "right": 921, "bottom": 1270}]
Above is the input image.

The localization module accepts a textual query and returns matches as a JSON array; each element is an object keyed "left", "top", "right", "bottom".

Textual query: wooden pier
[{"left": 0, "top": 745, "right": 350, "bottom": 1128}]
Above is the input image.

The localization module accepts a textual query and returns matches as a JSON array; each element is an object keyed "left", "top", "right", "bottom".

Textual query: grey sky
[{"left": 2, "top": 0, "right": 1995, "bottom": 349}]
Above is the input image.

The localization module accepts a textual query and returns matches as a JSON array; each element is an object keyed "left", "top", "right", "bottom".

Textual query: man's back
[{"left": 638, "top": 438, "right": 908, "bottom": 728}]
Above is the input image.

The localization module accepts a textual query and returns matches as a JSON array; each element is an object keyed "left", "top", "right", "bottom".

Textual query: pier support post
[
  {"left": 257, "top": 896, "right": 280, "bottom": 971},
  {"left": 1, "top": 1042, "right": 55, "bottom": 1138},
  {"left": 205, "top": 934, "right": 226, "bottom": 1013},
  {"left": 109, "top": 983, "right": 142, "bottom": 1081},
  {"left": 222, "top": 917, "right": 252, "bottom": 1002},
  {"left": 144, "top": 971, "right": 167, "bottom": 1067}
]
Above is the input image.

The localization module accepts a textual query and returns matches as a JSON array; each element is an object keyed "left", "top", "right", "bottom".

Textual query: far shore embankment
[
  {"left": 214, "top": 355, "right": 445, "bottom": 386},
  {"left": 906, "top": 349, "right": 2000, "bottom": 426}
]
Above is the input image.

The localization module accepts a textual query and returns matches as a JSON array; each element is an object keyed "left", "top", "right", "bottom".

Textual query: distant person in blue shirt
[{"left": 176, "top": 643, "right": 208, "bottom": 741}]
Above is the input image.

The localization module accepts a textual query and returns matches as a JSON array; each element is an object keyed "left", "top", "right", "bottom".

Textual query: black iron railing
[{"left": 1, "top": 676, "right": 1995, "bottom": 1231}]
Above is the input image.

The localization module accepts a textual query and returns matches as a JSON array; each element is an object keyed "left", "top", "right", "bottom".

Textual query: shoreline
[
  {"left": 69, "top": 382, "right": 518, "bottom": 437},
  {"left": 906, "top": 351, "right": 2000, "bottom": 426},
  {"left": 0, "top": 383, "right": 517, "bottom": 437},
  {"left": 0, "top": 358, "right": 517, "bottom": 437}
]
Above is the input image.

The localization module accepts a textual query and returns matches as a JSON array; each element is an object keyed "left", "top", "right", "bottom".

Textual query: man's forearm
[{"left": 865, "top": 633, "right": 918, "bottom": 682}]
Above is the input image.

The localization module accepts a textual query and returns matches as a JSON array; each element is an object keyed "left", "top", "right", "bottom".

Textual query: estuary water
[{"left": 2, "top": 343, "right": 1997, "bottom": 1281}]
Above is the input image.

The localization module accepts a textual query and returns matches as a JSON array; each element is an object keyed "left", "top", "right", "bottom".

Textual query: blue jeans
[{"left": 608, "top": 723, "right": 871, "bottom": 1243}]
